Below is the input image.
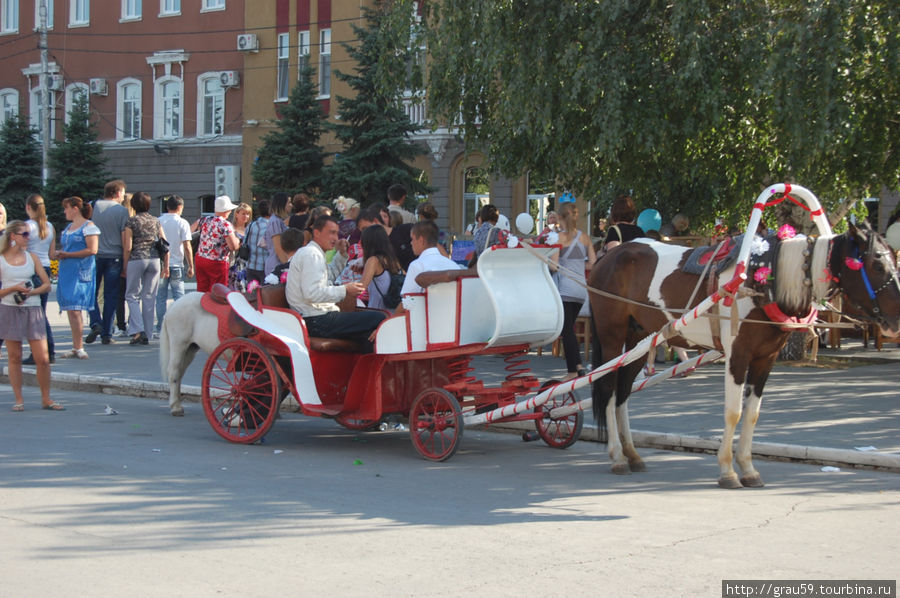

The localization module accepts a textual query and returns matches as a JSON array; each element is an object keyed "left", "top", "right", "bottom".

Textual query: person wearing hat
[{"left": 192, "top": 195, "right": 241, "bottom": 292}]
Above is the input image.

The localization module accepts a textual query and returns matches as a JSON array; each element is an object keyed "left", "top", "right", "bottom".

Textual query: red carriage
[{"left": 199, "top": 244, "right": 584, "bottom": 461}]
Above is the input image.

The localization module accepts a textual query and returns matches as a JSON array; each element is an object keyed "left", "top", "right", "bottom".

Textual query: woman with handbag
[
  {"left": 359, "top": 225, "right": 403, "bottom": 311},
  {"left": 54, "top": 197, "right": 100, "bottom": 360},
  {"left": 122, "top": 192, "right": 169, "bottom": 345},
  {"left": 228, "top": 202, "right": 253, "bottom": 291},
  {"left": 1, "top": 220, "right": 58, "bottom": 410},
  {"left": 23, "top": 194, "right": 57, "bottom": 364}
]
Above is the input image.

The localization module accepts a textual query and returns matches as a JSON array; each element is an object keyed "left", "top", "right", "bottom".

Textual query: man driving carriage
[{"left": 285, "top": 216, "right": 387, "bottom": 350}]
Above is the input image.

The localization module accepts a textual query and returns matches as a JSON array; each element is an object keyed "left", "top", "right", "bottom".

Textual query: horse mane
[{"left": 775, "top": 235, "right": 834, "bottom": 313}]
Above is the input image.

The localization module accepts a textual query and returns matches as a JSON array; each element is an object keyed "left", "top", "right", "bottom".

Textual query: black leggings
[{"left": 561, "top": 300, "right": 584, "bottom": 373}]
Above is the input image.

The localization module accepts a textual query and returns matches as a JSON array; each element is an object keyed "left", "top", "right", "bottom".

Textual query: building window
[
  {"left": 318, "top": 28, "right": 331, "bottom": 97},
  {"left": 34, "top": 0, "right": 53, "bottom": 30},
  {"left": 69, "top": 0, "right": 88, "bottom": 26},
  {"left": 198, "top": 73, "right": 223, "bottom": 137},
  {"left": 64, "top": 82, "right": 88, "bottom": 125},
  {"left": 276, "top": 32, "right": 289, "bottom": 101},
  {"left": 298, "top": 30, "right": 310, "bottom": 76},
  {"left": 29, "top": 86, "right": 56, "bottom": 139},
  {"left": 121, "top": 0, "right": 140, "bottom": 20},
  {"left": 160, "top": 0, "right": 179, "bottom": 16},
  {"left": 0, "top": 89, "right": 18, "bottom": 122},
  {"left": 154, "top": 77, "right": 181, "bottom": 139},
  {"left": 1, "top": 0, "right": 19, "bottom": 33},
  {"left": 117, "top": 78, "right": 141, "bottom": 140},
  {"left": 201, "top": 0, "right": 223, "bottom": 11}
]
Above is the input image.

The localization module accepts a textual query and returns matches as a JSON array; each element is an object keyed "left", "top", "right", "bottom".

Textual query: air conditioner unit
[
  {"left": 89, "top": 78, "right": 108, "bottom": 96},
  {"left": 219, "top": 70, "right": 240, "bottom": 88},
  {"left": 214, "top": 165, "right": 240, "bottom": 200},
  {"left": 47, "top": 74, "right": 64, "bottom": 91},
  {"left": 237, "top": 33, "right": 259, "bottom": 53}
]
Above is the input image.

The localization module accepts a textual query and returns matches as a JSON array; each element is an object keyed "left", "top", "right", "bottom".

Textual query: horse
[
  {"left": 588, "top": 221, "right": 900, "bottom": 488},
  {"left": 159, "top": 291, "right": 219, "bottom": 416}
]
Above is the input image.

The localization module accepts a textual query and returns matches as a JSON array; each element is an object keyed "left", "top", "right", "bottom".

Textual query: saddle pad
[{"left": 682, "top": 234, "right": 744, "bottom": 276}]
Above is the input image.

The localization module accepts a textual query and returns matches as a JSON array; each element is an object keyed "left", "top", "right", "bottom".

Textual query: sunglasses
[{"left": 15, "top": 230, "right": 30, "bottom": 238}]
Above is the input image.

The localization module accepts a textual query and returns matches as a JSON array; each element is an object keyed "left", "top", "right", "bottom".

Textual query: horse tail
[
  {"left": 160, "top": 315, "right": 170, "bottom": 382},
  {"left": 590, "top": 310, "right": 610, "bottom": 440}
]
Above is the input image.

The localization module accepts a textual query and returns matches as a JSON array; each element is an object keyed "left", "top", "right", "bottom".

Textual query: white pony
[{"left": 159, "top": 292, "right": 219, "bottom": 415}]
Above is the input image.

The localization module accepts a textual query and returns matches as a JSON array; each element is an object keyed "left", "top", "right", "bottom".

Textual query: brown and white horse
[{"left": 588, "top": 221, "right": 900, "bottom": 488}]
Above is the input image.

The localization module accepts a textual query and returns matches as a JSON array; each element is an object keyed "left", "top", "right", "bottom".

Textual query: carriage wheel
[
  {"left": 534, "top": 379, "right": 584, "bottom": 449},
  {"left": 335, "top": 415, "right": 380, "bottom": 431},
  {"left": 409, "top": 388, "right": 463, "bottom": 462},
  {"left": 202, "top": 337, "right": 281, "bottom": 444}
]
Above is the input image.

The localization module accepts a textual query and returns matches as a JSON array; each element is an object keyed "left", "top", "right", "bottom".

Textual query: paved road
[{"left": 1, "top": 385, "right": 898, "bottom": 597}]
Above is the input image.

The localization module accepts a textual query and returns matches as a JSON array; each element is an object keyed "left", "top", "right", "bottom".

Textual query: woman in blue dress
[{"left": 54, "top": 197, "right": 100, "bottom": 359}]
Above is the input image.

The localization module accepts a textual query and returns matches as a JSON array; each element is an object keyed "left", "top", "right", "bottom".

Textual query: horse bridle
[{"left": 827, "top": 235, "right": 900, "bottom": 329}]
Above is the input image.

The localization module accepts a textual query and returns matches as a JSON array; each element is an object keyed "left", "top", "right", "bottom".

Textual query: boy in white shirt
[{"left": 155, "top": 195, "right": 194, "bottom": 336}]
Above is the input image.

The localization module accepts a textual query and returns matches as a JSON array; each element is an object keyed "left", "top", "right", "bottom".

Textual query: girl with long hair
[
  {"left": 53, "top": 197, "right": 100, "bottom": 359},
  {"left": 0, "top": 220, "right": 58, "bottom": 410},
  {"left": 23, "top": 194, "right": 57, "bottom": 363},
  {"left": 359, "top": 224, "right": 402, "bottom": 311}
]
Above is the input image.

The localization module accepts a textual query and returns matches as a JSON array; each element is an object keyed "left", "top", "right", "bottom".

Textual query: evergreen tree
[
  {"left": 0, "top": 113, "right": 43, "bottom": 223},
  {"left": 251, "top": 65, "right": 328, "bottom": 199},
  {"left": 322, "top": 2, "right": 430, "bottom": 206},
  {"left": 45, "top": 94, "right": 108, "bottom": 225}
]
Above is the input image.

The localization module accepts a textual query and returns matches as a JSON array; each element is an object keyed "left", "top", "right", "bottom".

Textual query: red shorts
[{"left": 194, "top": 255, "right": 229, "bottom": 292}]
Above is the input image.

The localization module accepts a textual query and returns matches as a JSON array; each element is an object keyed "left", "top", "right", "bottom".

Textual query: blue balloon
[{"left": 637, "top": 209, "right": 662, "bottom": 232}]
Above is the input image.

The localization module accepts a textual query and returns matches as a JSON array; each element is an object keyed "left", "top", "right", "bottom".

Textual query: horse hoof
[
  {"left": 611, "top": 463, "right": 632, "bottom": 476},
  {"left": 740, "top": 473, "right": 765, "bottom": 488},
  {"left": 170, "top": 407, "right": 185, "bottom": 417},
  {"left": 718, "top": 474, "right": 743, "bottom": 489},
  {"left": 629, "top": 460, "right": 647, "bottom": 473}
]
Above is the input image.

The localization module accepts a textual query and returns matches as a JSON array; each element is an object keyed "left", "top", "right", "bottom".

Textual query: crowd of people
[{"left": 0, "top": 177, "right": 718, "bottom": 411}]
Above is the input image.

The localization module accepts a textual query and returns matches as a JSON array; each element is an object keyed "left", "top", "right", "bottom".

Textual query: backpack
[{"left": 375, "top": 270, "right": 406, "bottom": 309}]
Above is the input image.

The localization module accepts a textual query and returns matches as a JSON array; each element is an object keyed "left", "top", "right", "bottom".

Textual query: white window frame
[
  {"left": 116, "top": 77, "right": 141, "bottom": 140},
  {"left": 159, "top": 0, "right": 179, "bottom": 17},
  {"left": 1, "top": 0, "right": 19, "bottom": 34},
  {"left": 197, "top": 72, "right": 224, "bottom": 137},
  {"left": 121, "top": 0, "right": 140, "bottom": 21},
  {"left": 34, "top": 0, "right": 53, "bottom": 30},
  {"left": 0, "top": 88, "right": 18, "bottom": 122},
  {"left": 276, "top": 32, "right": 289, "bottom": 101},
  {"left": 298, "top": 30, "right": 310, "bottom": 77},
  {"left": 200, "top": 0, "right": 223, "bottom": 12},
  {"left": 69, "top": 0, "right": 88, "bottom": 26},
  {"left": 29, "top": 85, "right": 56, "bottom": 139},
  {"left": 153, "top": 75, "right": 182, "bottom": 139},
  {"left": 318, "top": 28, "right": 331, "bottom": 98},
  {"left": 64, "top": 82, "right": 88, "bottom": 125}
]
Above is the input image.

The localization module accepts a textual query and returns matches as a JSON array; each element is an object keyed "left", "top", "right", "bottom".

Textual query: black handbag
[{"left": 153, "top": 236, "right": 170, "bottom": 256}]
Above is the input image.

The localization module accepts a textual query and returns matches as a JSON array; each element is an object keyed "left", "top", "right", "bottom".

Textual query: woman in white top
[
  {"left": 0, "top": 220, "right": 58, "bottom": 411},
  {"left": 24, "top": 194, "right": 56, "bottom": 363},
  {"left": 359, "top": 224, "right": 402, "bottom": 311}
]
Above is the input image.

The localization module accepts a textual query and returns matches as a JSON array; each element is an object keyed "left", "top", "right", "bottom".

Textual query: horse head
[{"left": 831, "top": 221, "right": 900, "bottom": 334}]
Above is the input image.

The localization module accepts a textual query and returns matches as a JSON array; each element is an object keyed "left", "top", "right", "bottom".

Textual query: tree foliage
[
  {"left": 425, "top": 0, "right": 900, "bottom": 228},
  {"left": 0, "top": 114, "right": 43, "bottom": 223},
  {"left": 321, "top": 0, "right": 430, "bottom": 206},
  {"left": 45, "top": 94, "right": 108, "bottom": 225},
  {"left": 251, "top": 65, "right": 328, "bottom": 199}
]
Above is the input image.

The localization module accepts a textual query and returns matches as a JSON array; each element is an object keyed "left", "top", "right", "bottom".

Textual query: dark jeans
[
  {"left": 303, "top": 310, "right": 387, "bottom": 352},
  {"left": 561, "top": 300, "right": 584, "bottom": 373},
  {"left": 88, "top": 256, "right": 123, "bottom": 339},
  {"left": 39, "top": 291, "right": 55, "bottom": 355}
]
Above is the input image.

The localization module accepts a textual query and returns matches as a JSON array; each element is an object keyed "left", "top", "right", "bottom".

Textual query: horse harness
[
  {"left": 745, "top": 234, "right": 820, "bottom": 332},
  {"left": 825, "top": 235, "right": 900, "bottom": 330}
]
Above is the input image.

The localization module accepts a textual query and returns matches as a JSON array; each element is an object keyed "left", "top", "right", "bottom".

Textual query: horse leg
[
  {"left": 735, "top": 354, "right": 777, "bottom": 487},
  {"left": 605, "top": 398, "right": 630, "bottom": 475},
  {"left": 168, "top": 343, "right": 199, "bottom": 416},
  {"left": 616, "top": 356, "right": 646, "bottom": 472}
]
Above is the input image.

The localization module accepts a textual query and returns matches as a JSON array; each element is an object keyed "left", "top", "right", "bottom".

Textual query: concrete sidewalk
[{"left": 4, "top": 288, "right": 900, "bottom": 471}]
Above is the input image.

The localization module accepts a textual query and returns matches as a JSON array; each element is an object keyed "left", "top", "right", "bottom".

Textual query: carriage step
[{"left": 301, "top": 405, "right": 342, "bottom": 417}]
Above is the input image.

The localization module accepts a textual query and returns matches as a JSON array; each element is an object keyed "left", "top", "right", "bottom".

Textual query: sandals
[
  {"left": 42, "top": 402, "right": 65, "bottom": 411},
  {"left": 60, "top": 348, "right": 89, "bottom": 359},
  {"left": 12, "top": 403, "right": 24, "bottom": 412}
]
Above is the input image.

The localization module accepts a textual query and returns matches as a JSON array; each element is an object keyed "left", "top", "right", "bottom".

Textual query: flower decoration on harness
[
  {"left": 750, "top": 236, "right": 770, "bottom": 256},
  {"left": 753, "top": 266, "right": 772, "bottom": 284},
  {"left": 844, "top": 257, "right": 863, "bottom": 271},
  {"left": 777, "top": 224, "right": 796, "bottom": 240}
]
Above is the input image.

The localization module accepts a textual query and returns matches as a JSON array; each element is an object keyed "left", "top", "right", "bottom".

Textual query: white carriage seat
[{"left": 226, "top": 292, "right": 323, "bottom": 406}]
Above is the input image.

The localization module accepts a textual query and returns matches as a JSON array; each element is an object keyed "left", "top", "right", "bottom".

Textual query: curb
[{"left": 5, "top": 367, "right": 899, "bottom": 473}]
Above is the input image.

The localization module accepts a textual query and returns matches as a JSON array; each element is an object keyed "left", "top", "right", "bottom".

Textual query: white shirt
[
  {"left": 388, "top": 204, "right": 416, "bottom": 224},
  {"left": 158, "top": 212, "right": 192, "bottom": 267},
  {"left": 286, "top": 241, "right": 346, "bottom": 317},
  {"left": 401, "top": 247, "right": 462, "bottom": 306}
]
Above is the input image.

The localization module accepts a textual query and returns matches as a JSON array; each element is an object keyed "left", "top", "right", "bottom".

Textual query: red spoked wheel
[
  {"left": 409, "top": 388, "right": 463, "bottom": 462},
  {"left": 202, "top": 337, "right": 281, "bottom": 444},
  {"left": 534, "top": 379, "right": 584, "bottom": 449},
  {"left": 335, "top": 415, "right": 380, "bottom": 431}
]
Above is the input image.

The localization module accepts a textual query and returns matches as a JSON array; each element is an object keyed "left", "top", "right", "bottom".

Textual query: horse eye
[{"left": 873, "top": 261, "right": 885, "bottom": 272}]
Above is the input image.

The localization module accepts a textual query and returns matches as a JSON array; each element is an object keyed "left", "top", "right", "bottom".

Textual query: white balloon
[
  {"left": 886, "top": 222, "right": 900, "bottom": 250},
  {"left": 507, "top": 235, "right": 519, "bottom": 248},
  {"left": 497, "top": 213, "right": 511, "bottom": 231},
  {"left": 515, "top": 212, "right": 534, "bottom": 235}
]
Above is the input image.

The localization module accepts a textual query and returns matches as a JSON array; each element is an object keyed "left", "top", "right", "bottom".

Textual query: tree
[
  {"left": 321, "top": 1, "right": 430, "bottom": 206},
  {"left": 251, "top": 65, "right": 328, "bottom": 199},
  {"left": 425, "top": 1, "right": 900, "bottom": 229},
  {"left": 45, "top": 94, "right": 108, "bottom": 225},
  {"left": 0, "top": 113, "right": 43, "bottom": 223}
]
